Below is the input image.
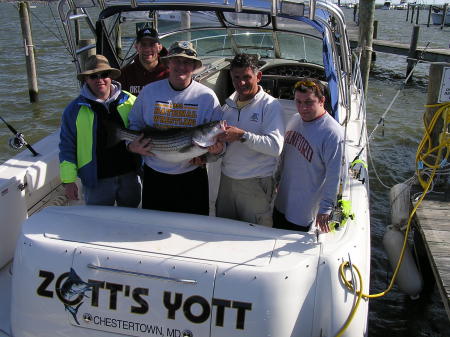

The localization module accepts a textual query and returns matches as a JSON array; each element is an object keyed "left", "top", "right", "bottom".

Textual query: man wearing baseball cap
[
  {"left": 59, "top": 54, "right": 141, "bottom": 207},
  {"left": 117, "top": 27, "right": 169, "bottom": 95},
  {"left": 127, "top": 41, "right": 223, "bottom": 216}
]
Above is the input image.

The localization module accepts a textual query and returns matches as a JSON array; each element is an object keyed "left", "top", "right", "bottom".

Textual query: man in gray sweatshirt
[{"left": 273, "top": 78, "right": 344, "bottom": 233}]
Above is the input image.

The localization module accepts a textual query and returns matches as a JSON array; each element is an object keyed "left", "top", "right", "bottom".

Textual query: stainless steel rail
[{"left": 87, "top": 263, "right": 198, "bottom": 284}]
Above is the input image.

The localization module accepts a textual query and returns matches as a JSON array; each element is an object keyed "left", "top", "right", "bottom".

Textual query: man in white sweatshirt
[{"left": 216, "top": 54, "right": 285, "bottom": 227}]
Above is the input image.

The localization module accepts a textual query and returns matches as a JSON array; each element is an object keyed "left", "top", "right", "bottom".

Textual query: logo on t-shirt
[
  {"left": 285, "top": 130, "right": 313, "bottom": 162},
  {"left": 153, "top": 101, "right": 198, "bottom": 128},
  {"left": 129, "top": 86, "right": 141, "bottom": 94},
  {"left": 250, "top": 113, "right": 259, "bottom": 122}
]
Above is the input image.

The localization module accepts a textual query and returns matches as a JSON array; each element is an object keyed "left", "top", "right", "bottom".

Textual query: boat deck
[{"left": 415, "top": 196, "right": 450, "bottom": 321}]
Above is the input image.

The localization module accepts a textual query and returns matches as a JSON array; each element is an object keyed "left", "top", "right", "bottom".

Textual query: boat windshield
[
  {"left": 160, "top": 29, "right": 323, "bottom": 65},
  {"left": 113, "top": 10, "right": 324, "bottom": 65}
]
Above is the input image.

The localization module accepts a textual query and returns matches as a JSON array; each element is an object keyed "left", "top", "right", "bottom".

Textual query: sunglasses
[
  {"left": 88, "top": 72, "right": 111, "bottom": 80},
  {"left": 169, "top": 47, "right": 197, "bottom": 57},
  {"left": 294, "top": 80, "right": 317, "bottom": 89}
]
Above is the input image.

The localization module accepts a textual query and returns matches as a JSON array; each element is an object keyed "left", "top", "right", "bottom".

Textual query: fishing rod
[{"left": 0, "top": 115, "right": 39, "bottom": 157}]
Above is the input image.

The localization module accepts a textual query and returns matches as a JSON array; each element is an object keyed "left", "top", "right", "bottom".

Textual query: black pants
[
  {"left": 142, "top": 165, "right": 209, "bottom": 215},
  {"left": 272, "top": 207, "right": 310, "bottom": 232}
]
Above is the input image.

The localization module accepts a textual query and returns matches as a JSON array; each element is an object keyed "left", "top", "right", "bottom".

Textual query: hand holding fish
[
  {"left": 207, "top": 141, "right": 224, "bottom": 154},
  {"left": 190, "top": 155, "right": 206, "bottom": 166},
  {"left": 190, "top": 141, "right": 225, "bottom": 166},
  {"left": 128, "top": 134, "right": 154, "bottom": 156},
  {"left": 219, "top": 126, "right": 245, "bottom": 143}
]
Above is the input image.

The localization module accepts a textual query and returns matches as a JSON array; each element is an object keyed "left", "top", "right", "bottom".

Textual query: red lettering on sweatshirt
[{"left": 285, "top": 130, "right": 313, "bottom": 162}]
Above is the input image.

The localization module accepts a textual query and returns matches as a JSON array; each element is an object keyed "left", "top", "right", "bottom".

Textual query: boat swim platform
[
  {"left": 346, "top": 21, "right": 450, "bottom": 64},
  {"left": 415, "top": 196, "right": 450, "bottom": 321}
]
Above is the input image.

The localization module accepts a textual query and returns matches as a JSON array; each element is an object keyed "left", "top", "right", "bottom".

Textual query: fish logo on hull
[{"left": 56, "top": 268, "right": 95, "bottom": 325}]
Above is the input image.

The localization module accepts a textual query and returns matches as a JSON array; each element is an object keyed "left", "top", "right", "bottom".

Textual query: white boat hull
[{"left": 7, "top": 200, "right": 369, "bottom": 336}]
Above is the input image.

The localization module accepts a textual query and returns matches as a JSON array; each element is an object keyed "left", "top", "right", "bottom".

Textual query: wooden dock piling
[
  {"left": 424, "top": 63, "right": 450, "bottom": 148},
  {"left": 18, "top": 1, "right": 38, "bottom": 103},
  {"left": 427, "top": 5, "right": 432, "bottom": 27},
  {"left": 115, "top": 25, "right": 122, "bottom": 58},
  {"left": 358, "top": 0, "right": 376, "bottom": 96},
  {"left": 441, "top": 4, "right": 448, "bottom": 30},
  {"left": 372, "top": 20, "right": 378, "bottom": 62},
  {"left": 73, "top": 9, "right": 81, "bottom": 46},
  {"left": 181, "top": 12, "right": 192, "bottom": 41},
  {"left": 353, "top": 4, "right": 358, "bottom": 23},
  {"left": 406, "top": 25, "right": 420, "bottom": 81},
  {"left": 78, "top": 38, "right": 96, "bottom": 73}
]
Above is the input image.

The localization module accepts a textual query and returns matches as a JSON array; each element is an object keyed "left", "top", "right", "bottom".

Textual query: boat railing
[
  {"left": 58, "top": 1, "right": 97, "bottom": 74},
  {"left": 351, "top": 51, "right": 368, "bottom": 148}
]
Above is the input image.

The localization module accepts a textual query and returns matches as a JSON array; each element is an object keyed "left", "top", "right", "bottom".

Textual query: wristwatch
[{"left": 240, "top": 132, "right": 249, "bottom": 143}]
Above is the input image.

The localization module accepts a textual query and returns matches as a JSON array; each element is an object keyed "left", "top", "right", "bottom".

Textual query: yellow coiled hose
[{"left": 335, "top": 102, "right": 450, "bottom": 337}]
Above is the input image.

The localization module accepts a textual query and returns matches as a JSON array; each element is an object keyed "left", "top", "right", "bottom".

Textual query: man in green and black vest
[{"left": 59, "top": 54, "right": 141, "bottom": 206}]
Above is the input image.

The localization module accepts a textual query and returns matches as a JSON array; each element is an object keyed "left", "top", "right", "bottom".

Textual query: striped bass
[{"left": 111, "top": 120, "right": 226, "bottom": 162}]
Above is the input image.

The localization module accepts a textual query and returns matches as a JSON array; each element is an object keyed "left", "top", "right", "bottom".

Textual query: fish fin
[
  {"left": 193, "top": 139, "right": 213, "bottom": 148},
  {"left": 75, "top": 302, "right": 83, "bottom": 311},
  {"left": 69, "top": 268, "right": 84, "bottom": 283},
  {"left": 65, "top": 302, "right": 83, "bottom": 325}
]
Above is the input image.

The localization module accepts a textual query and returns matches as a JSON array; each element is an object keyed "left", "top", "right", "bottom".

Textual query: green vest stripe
[
  {"left": 76, "top": 105, "right": 94, "bottom": 169},
  {"left": 117, "top": 91, "right": 136, "bottom": 128}
]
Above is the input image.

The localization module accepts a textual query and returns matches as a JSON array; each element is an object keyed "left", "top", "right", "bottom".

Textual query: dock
[
  {"left": 346, "top": 21, "right": 450, "bottom": 64},
  {"left": 415, "top": 197, "right": 450, "bottom": 321}
]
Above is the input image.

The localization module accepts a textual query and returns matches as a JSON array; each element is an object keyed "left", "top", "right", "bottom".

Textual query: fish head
[{"left": 192, "top": 120, "right": 226, "bottom": 147}]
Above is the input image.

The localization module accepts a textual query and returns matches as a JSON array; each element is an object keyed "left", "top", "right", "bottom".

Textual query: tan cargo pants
[{"left": 216, "top": 173, "right": 275, "bottom": 227}]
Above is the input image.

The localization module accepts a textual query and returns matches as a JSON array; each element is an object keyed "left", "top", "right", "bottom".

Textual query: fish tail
[{"left": 105, "top": 121, "right": 140, "bottom": 148}]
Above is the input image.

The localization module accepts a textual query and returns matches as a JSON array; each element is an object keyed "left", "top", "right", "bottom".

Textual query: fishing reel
[
  {"left": 1, "top": 116, "right": 39, "bottom": 156},
  {"left": 9, "top": 132, "right": 27, "bottom": 150}
]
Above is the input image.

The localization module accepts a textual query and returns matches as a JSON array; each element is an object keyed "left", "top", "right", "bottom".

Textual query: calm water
[{"left": 0, "top": 3, "right": 450, "bottom": 336}]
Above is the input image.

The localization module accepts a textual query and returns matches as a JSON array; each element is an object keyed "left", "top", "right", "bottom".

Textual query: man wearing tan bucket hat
[
  {"left": 127, "top": 41, "right": 223, "bottom": 215},
  {"left": 59, "top": 54, "right": 142, "bottom": 207}
]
